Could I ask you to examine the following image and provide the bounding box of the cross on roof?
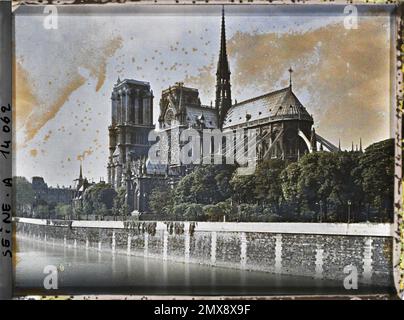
[288,67,293,88]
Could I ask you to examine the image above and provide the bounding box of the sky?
[13,4,394,187]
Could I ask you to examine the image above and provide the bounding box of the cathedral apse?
[107,8,343,215]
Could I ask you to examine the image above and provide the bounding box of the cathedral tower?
[107,78,154,189]
[215,6,232,129]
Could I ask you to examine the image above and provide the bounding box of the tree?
[14,176,35,217]
[238,204,260,222]
[229,173,256,204]
[358,139,394,222]
[327,151,363,222]
[144,139,394,223]
[280,151,363,222]
[254,159,286,213]
[203,204,223,221]
[184,203,205,221]
[172,165,235,206]
[171,203,191,220]
[281,162,301,216]
[82,182,117,219]
[34,204,49,219]
[213,166,235,201]
[172,172,197,204]
[149,186,173,215]
[55,204,73,220]
[112,187,126,219]
[201,200,233,222]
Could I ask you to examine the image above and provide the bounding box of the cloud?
[184,62,215,101]
[14,36,123,147]
[187,18,391,149]
[13,60,39,134]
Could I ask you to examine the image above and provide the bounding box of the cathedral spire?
[219,6,228,69]
[215,5,232,129]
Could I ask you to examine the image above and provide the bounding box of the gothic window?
[139,97,143,124]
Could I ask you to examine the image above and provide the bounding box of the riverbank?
[14,218,394,289]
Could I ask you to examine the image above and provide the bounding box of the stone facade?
[157,82,218,176]
[107,79,155,190]
[31,176,74,206]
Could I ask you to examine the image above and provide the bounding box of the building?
[223,85,317,161]
[71,164,93,213]
[107,79,154,189]
[157,82,219,175]
[31,176,74,206]
[107,8,339,215]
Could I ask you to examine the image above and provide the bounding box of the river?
[14,237,391,296]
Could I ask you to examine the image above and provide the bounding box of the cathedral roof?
[223,86,313,129]
[186,105,218,129]
[114,78,151,90]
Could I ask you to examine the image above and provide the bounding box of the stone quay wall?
[14,218,394,287]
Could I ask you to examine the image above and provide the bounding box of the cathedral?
[107,8,339,215]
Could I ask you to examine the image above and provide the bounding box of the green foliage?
[229,174,256,204]
[254,159,286,212]
[238,203,260,221]
[184,203,205,221]
[82,182,117,218]
[358,139,394,222]
[203,204,223,221]
[34,204,49,219]
[158,139,394,223]
[74,206,84,220]
[14,176,35,216]
[112,187,127,217]
[171,203,192,220]
[55,204,73,219]
[173,165,236,205]
[284,151,363,221]
[202,200,232,221]
[14,139,394,223]
[149,186,173,215]
[234,204,282,222]
[280,162,301,214]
